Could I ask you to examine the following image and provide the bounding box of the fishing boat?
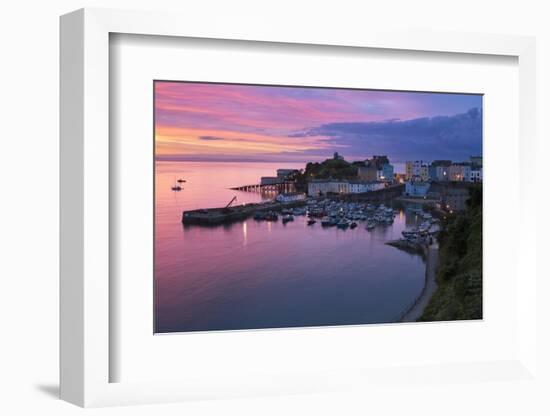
[336,219,349,229]
[176,178,186,183]
[171,184,182,191]
[321,216,333,226]
[265,211,278,221]
[365,222,376,230]
[349,221,357,229]
[307,219,316,226]
[282,214,294,223]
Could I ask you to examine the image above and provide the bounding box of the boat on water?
[307,219,316,226]
[365,220,376,230]
[176,178,186,183]
[171,184,182,191]
[321,216,334,226]
[336,219,350,229]
[265,211,278,221]
[282,214,294,223]
[349,221,357,229]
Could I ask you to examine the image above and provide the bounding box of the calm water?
[155,161,425,333]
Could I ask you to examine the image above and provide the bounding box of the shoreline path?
[400,242,439,322]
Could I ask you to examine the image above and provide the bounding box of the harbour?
[155,161,428,333]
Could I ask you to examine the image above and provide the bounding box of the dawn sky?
[155,81,482,164]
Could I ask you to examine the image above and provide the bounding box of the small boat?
[336,219,349,229]
[307,219,316,226]
[265,211,278,221]
[176,178,186,183]
[171,184,182,191]
[366,221,376,230]
[350,222,357,229]
[282,214,294,223]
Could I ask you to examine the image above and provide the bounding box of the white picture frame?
[60,7,538,407]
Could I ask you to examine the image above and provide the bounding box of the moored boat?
[336,219,350,229]
[282,214,294,223]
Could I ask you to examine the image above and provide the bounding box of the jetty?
[182,199,308,225]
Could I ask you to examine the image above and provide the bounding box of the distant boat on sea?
[171,177,182,191]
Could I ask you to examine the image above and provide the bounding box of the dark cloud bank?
[293,108,482,162]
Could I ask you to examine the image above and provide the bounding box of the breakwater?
[182,199,307,225]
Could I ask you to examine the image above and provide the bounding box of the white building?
[308,180,349,196]
[348,181,385,193]
[468,168,483,183]
[308,180,385,196]
[275,192,306,202]
[405,181,431,198]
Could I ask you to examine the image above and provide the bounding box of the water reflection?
[155,161,425,333]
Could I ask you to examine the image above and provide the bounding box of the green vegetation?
[295,158,358,191]
[419,186,482,321]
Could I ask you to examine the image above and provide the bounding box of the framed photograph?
[60,8,538,407]
[153,80,483,333]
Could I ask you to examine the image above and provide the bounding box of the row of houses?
[404,181,476,211]
[308,179,386,196]
[405,156,483,183]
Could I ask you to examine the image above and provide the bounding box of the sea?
[155,161,425,333]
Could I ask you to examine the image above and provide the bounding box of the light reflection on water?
[155,161,425,333]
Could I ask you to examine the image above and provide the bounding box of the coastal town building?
[348,181,386,194]
[357,165,378,181]
[405,160,429,182]
[367,155,390,170]
[275,192,306,202]
[406,157,483,183]
[260,176,281,185]
[261,169,300,185]
[308,180,348,196]
[333,152,344,160]
[470,156,482,168]
[469,168,483,183]
[276,169,299,179]
[379,163,395,182]
[429,160,452,181]
[449,162,471,182]
[404,181,430,198]
[357,155,394,182]
[308,179,385,196]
